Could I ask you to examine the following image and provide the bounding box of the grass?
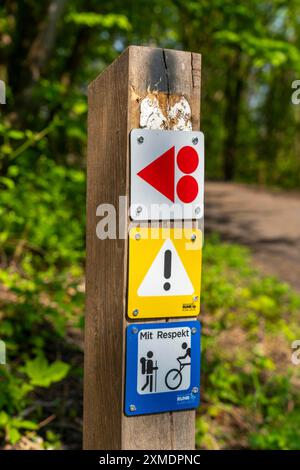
[1,210,300,448]
[197,234,300,449]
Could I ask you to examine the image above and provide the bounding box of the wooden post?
[84,46,201,450]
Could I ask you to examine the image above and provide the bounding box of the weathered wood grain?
[84,45,201,450]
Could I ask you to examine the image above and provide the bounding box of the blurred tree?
[1,0,299,185]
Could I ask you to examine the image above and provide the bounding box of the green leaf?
[67,12,131,31]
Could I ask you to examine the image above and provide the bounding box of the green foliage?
[0,0,299,450]
[196,236,300,449]
[0,133,85,448]
[67,12,131,31]
[0,411,38,445]
[22,357,70,388]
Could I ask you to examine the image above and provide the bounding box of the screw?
[137,136,144,144]
[191,234,197,242]
[195,206,201,215]
[135,233,141,240]
[192,137,198,145]
[129,404,136,412]
[132,327,138,334]
[192,387,199,394]
[133,309,139,317]
[191,327,197,335]
[136,206,143,214]
[193,296,198,302]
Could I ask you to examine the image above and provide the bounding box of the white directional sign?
[130,129,205,220]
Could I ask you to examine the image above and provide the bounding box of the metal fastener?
[192,387,199,394]
[136,206,143,214]
[137,136,144,144]
[132,327,138,335]
[135,233,141,240]
[129,404,136,412]
[195,206,201,215]
[192,137,198,145]
[133,309,139,316]
[193,296,198,302]
[191,327,197,335]
[191,234,197,242]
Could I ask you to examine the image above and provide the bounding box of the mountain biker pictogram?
[165,342,191,390]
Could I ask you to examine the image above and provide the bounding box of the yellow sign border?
[127,226,202,319]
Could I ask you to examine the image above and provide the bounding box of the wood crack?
[162,49,170,97]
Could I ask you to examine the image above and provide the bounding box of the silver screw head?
[195,206,201,215]
[129,404,136,412]
[192,137,198,145]
[193,296,198,302]
[137,136,144,144]
[133,309,139,316]
[191,327,197,335]
[135,233,141,240]
[192,387,199,394]
[191,234,197,242]
[136,206,143,214]
[132,327,138,335]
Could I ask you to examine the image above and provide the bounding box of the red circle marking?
[176,175,198,203]
[177,146,199,174]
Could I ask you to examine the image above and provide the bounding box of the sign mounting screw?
[129,404,136,412]
[135,233,141,240]
[191,234,197,242]
[132,327,138,334]
[192,387,199,394]
[191,327,197,334]
[193,296,198,302]
[195,206,201,215]
[133,309,139,316]
[192,137,198,145]
[136,206,143,214]
[137,136,144,144]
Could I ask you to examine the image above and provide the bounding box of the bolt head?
[193,296,198,302]
[191,234,197,242]
[195,206,201,215]
[133,309,139,316]
[129,404,136,412]
[135,233,141,240]
[132,327,138,335]
[192,387,199,394]
[136,206,143,214]
[192,137,198,145]
[137,136,144,144]
[191,327,197,334]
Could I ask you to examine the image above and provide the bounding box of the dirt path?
[205,182,300,291]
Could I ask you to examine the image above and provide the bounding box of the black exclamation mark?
[163,249,172,291]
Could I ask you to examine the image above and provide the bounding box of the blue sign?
[125,321,201,416]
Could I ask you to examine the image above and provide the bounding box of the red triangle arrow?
[137,146,175,202]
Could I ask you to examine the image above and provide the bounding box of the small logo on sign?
[177,392,196,403]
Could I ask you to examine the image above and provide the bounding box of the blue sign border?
[124,320,201,416]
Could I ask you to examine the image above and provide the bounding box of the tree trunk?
[223,51,244,181]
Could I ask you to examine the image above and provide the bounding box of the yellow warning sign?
[127,227,202,319]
